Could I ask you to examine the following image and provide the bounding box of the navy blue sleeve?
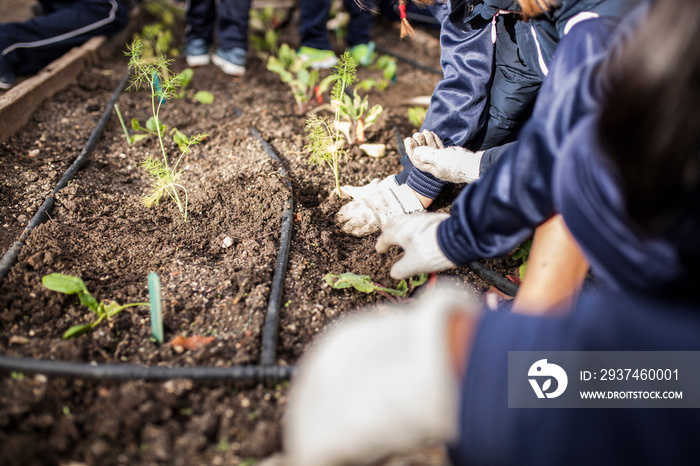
[555,117,700,296]
[436,18,616,265]
[420,1,494,148]
[450,291,700,466]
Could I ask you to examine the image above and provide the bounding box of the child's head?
[599,0,700,233]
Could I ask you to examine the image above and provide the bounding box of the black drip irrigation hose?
[247,126,295,367]
[376,45,442,76]
[467,261,519,297]
[393,126,519,298]
[0,69,130,285]
[0,75,298,382]
[0,357,294,381]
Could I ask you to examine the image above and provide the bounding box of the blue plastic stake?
[148,272,164,343]
[153,72,166,105]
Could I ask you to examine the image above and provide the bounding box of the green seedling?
[407,106,428,129]
[134,22,178,61]
[42,273,149,339]
[512,238,532,280]
[250,6,285,59]
[142,0,185,26]
[120,40,208,221]
[267,43,337,115]
[306,53,361,196]
[249,5,287,32]
[335,87,383,145]
[325,272,428,302]
[251,28,279,59]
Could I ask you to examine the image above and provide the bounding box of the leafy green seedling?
[249,5,284,58]
[407,106,428,129]
[122,39,208,220]
[251,28,279,60]
[306,52,362,197]
[267,43,336,115]
[176,68,193,99]
[249,5,287,32]
[325,272,428,302]
[42,273,149,339]
[335,87,383,145]
[193,90,214,104]
[512,238,532,280]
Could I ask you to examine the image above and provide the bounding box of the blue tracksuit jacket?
[437,3,700,297]
[400,0,640,199]
[0,0,129,75]
[450,290,700,465]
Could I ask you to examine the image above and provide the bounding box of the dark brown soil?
[0,7,519,465]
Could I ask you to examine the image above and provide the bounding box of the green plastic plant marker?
[148,272,164,343]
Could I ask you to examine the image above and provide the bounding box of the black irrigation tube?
[393,126,519,298]
[247,126,295,367]
[0,70,131,285]
[376,45,443,76]
[0,71,297,382]
[0,357,294,381]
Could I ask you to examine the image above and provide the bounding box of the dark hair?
[599,0,700,232]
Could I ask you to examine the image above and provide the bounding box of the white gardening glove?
[376,212,455,279]
[283,287,477,466]
[403,129,444,157]
[339,174,398,200]
[410,146,484,184]
[335,184,425,237]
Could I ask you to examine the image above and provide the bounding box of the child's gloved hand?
[338,174,398,200]
[282,287,475,466]
[410,146,484,184]
[403,129,444,157]
[335,184,425,237]
[376,212,455,279]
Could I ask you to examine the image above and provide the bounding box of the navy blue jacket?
[405,0,640,199]
[437,16,618,266]
[450,290,700,465]
[437,3,700,296]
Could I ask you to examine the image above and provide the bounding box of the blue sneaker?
[185,38,210,67]
[212,47,246,76]
[0,54,15,90]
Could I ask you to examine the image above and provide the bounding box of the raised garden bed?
[0,9,518,465]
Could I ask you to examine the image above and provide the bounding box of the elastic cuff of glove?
[391,183,425,213]
[406,169,444,199]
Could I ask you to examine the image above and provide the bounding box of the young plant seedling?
[250,6,285,59]
[251,28,279,60]
[267,43,336,115]
[325,272,428,302]
[512,238,532,280]
[335,86,383,145]
[407,106,428,129]
[42,273,149,339]
[121,39,208,221]
[306,52,362,197]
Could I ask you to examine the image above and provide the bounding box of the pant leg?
[472,15,541,150]
[185,0,216,44]
[217,0,252,51]
[0,0,128,75]
[299,0,332,50]
[344,0,374,48]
